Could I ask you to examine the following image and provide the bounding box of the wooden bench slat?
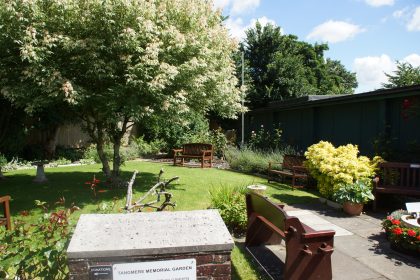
[173,143,213,168]
[373,161,420,211]
[268,155,309,189]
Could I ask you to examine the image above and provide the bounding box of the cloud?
[225,17,246,40]
[224,16,277,40]
[353,55,396,92]
[407,6,420,31]
[365,0,394,7]
[231,0,260,15]
[213,0,231,10]
[403,53,420,67]
[306,20,365,43]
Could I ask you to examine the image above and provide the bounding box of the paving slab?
[287,210,353,236]
[356,254,420,280]
[332,249,384,280]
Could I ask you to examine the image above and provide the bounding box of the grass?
[0,160,319,279]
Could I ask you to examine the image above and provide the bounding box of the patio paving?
[244,202,420,280]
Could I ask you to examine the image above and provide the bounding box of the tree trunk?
[97,139,111,178]
[43,125,60,160]
[112,138,121,179]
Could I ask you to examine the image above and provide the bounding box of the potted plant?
[333,180,375,216]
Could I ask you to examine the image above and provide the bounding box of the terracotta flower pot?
[343,202,363,216]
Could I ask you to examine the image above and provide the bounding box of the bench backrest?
[246,192,305,236]
[182,143,213,156]
[377,162,420,188]
[282,154,306,170]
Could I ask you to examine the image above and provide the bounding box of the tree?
[0,0,242,179]
[382,62,420,89]
[240,22,357,108]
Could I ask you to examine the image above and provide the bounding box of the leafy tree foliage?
[382,62,420,89]
[239,22,357,108]
[0,0,242,179]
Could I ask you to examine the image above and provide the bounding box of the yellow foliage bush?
[304,141,382,198]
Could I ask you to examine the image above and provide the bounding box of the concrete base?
[67,210,234,280]
[33,164,48,183]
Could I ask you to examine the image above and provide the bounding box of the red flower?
[392,227,403,235]
[402,99,411,109]
[391,219,401,225]
[407,229,416,237]
[417,235,420,241]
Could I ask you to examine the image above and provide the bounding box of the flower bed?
[382,210,420,257]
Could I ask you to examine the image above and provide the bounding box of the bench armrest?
[302,230,335,239]
[173,149,183,155]
[292,165,307,173]
[0,196,11,203]
[202,149,213,156]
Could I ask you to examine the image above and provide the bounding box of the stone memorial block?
[67,210,234,280]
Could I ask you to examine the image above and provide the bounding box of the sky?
[213,0,420,93]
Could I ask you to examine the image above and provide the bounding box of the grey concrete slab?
[356,254,420,280]
[67,210,234,258]
[287,210,353,236]
[332,249,384,280]
[334,235,384,258]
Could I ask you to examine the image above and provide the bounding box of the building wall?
[245,88,420,159]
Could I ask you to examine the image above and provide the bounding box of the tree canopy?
[239,22,357,108]
[0,0,242,178]
[382,61,420,89]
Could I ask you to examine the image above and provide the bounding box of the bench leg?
[3,199,11,231]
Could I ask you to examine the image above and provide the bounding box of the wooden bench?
[373,162,420,211]
[245,193,335,280]
[0,195,11,230]
[268,155,309,189]
[173,143,213,168]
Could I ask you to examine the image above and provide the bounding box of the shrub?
[333,180,375,204]
[132,136,164,157]
[54,146,86,162]
[224,146,293,174]
[304,141,382,199]
[382,210,420,254]
[209,185,248,233]
[0,153,6,168]
[248,124,282,151]
[0,200,79,279]
[83,144,139,164]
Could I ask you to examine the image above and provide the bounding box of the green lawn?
[0,160,319,279]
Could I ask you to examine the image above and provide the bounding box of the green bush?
[248,124,283,151]
[54,146,86,162]
[224,146,294,174]
[0,200,78,279]
[0,153,6,168]
[132,136,164,157]
[83,144,139,164]
[209,185,248,233]
[304,141,382,198]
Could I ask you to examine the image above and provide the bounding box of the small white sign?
[406,202,420,213]
[113,259,196,280]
